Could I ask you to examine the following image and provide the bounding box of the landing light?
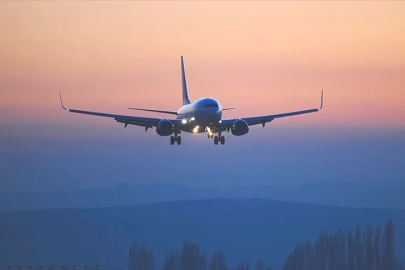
[182,119,187,124]
[219,120,222,123]
[191,117,195,121]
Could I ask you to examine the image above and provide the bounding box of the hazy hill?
[1,198,404,270]
[1,182,405,211]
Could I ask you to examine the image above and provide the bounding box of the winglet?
[59,91,69,111]
[320,90,324,110]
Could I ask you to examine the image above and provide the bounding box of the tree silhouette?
[128,241,154,270]
[180,239,206,270]
[383,219,395,270]
[354,225,364,270]
[198,254,207,270]
[365,226,374,270]
[164,250,180,270]
[375,225,381,270]
[347,229,355,270]
[256,257,264,270]
[208,251,227,270]
[237,262,246,270]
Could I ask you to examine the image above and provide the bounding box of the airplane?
[59,56,323,145]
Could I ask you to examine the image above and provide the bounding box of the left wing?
[220,90,323,128]
[59,92,180,129]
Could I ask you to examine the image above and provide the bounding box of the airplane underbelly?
[196,110,220,125]
[178,111,221,133]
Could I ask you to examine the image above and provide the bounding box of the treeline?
[128,239,271,270]
[127,220,403,270]
[283,220,403,270]
[128,240,243,270]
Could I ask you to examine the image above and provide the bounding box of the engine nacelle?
[231,119,249,136]
[156,119,174,136]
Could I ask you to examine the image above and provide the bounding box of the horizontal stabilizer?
[222,108,235,111]
[128,108,178,115]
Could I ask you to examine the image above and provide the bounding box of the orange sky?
[1,1,405,129]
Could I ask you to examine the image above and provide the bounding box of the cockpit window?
[206,104,218,108]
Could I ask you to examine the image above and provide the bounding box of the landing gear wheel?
[214,136,219,145]
[220,136,225,145]
[176,136,181,145]
[170,136,175,145]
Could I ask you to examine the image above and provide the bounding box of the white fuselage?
[176,97,222,133]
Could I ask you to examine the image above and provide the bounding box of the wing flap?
[115,118,154,128]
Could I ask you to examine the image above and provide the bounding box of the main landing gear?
[170,132,181,145]
[213,132,225,145]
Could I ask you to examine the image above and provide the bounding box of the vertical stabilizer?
[181,56,191,105]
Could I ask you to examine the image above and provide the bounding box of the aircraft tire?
[220,136,225,145]
[170,136,175,145]
[177,136,181,145]
[214,136,219,145]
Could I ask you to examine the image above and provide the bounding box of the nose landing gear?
[170,132,181,145]
[206,126,214,139]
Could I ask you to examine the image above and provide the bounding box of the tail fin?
[181,56,191,105]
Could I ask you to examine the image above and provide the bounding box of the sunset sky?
[1,1,405,128]
[1,1,404,193]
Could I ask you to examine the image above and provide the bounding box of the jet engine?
[231,119,249,136]
[156,119,174,136]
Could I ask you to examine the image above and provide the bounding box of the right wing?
[220,90,323,129]
[59,92,177,128]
